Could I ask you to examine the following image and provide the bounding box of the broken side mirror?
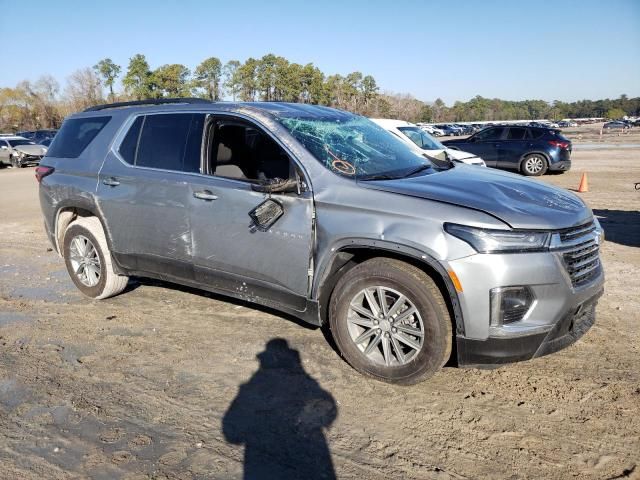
[249,198,284,231]
[250,178,298,194]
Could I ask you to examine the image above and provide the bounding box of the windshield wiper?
[359,173,404,181]
[402,163,433,177]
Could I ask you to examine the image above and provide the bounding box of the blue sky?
[1,0,638,104]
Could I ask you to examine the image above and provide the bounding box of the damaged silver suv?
[38,99,605,384]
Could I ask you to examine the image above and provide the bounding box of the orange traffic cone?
[577,173,589,193]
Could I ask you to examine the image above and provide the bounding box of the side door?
[96,112,205,280]
[497,126,528,169]
[452,128,502,167]
[187,116,314,311]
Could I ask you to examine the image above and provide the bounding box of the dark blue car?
[442,125,572,176]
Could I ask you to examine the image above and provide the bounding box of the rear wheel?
[329,258,452,385]
[521,154,548,176]
[63,216,129,299]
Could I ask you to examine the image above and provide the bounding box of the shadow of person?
[223,338,337,480]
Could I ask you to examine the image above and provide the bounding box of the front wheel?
[521,154,548,176]
[329,258,452,385]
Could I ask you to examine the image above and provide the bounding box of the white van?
[371,118,486,166]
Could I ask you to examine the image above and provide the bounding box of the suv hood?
[14,144,47,156]
[359,165,592,230]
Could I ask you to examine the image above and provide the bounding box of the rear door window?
[506,127,527,140]
[121,113,205,173]
[528,128,546,139]
[46,116,111,158]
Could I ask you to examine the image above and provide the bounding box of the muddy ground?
[0,125,639,479]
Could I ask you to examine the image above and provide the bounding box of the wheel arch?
[314,240,465,337]
[53,199,126,274]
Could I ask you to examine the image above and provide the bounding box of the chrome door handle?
[193,190,218,201]
[102,177,120,187]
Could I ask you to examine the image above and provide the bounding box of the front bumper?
[447,222,605,366]
[456,288,602,366]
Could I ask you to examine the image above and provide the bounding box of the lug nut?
[384,332,390,338]
[392,327,397,333]
[373,320,379,325]
[377,329,382,334]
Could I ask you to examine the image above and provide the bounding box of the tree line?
[1,53,638,131]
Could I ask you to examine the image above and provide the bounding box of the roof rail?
[83,97,212,112]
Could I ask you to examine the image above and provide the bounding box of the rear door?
[96,112,205,280]
[497,126,528,169]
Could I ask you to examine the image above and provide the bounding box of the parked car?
[443,125,572,176]
[433,124,459,136]
[16,129,58,144]
[0,136,48,168]
[602,121,630,130]
[417,124,445,137]
[38,99,604,384]
[452,124,474,136]
[371,119,485,166]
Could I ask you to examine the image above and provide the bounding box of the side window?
[528,128,545,139]
[119,116,143,165]
[127,113,204,172]
[474,127,504,141]
[46,116,111,158]
[208,119,293,182]
[506,127,527,140]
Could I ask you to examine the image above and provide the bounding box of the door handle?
[102,177,120,187]
[193,190,218,201]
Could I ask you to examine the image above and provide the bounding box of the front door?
[467,127,505,167]
[188,117,314,311]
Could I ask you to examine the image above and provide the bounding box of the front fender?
[313,238,465,336]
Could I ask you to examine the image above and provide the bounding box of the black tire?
[63,216,129,299]
[521,154,548,176]
[329,258,452,385]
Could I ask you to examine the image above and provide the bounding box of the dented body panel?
[39,101,605,366]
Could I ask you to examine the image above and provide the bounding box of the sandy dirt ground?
[0,125,639,479]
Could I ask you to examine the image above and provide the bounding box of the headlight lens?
[445,223,551,253]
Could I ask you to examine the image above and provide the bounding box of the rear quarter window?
[46,116,111,158]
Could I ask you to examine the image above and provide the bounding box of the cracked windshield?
[279,116,436,180]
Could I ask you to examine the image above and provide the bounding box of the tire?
[62,216,129,299]
[329,258,452,385]
[521,154,548,176]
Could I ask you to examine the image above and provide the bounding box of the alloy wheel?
[68,234,101,287]
[525,156,544,174]
[347,286,425,366]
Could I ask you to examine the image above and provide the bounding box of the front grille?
[558,221,601,287]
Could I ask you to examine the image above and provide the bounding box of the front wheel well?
[316,247,463,339]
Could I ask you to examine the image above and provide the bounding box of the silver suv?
[38,99,605,384]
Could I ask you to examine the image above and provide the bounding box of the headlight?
[444,223,551,253]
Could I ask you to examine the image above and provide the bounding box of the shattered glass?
[278,116,434,180]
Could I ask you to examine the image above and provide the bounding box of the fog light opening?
[490,286,535,327]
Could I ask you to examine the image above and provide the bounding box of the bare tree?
[62,68,104,113]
